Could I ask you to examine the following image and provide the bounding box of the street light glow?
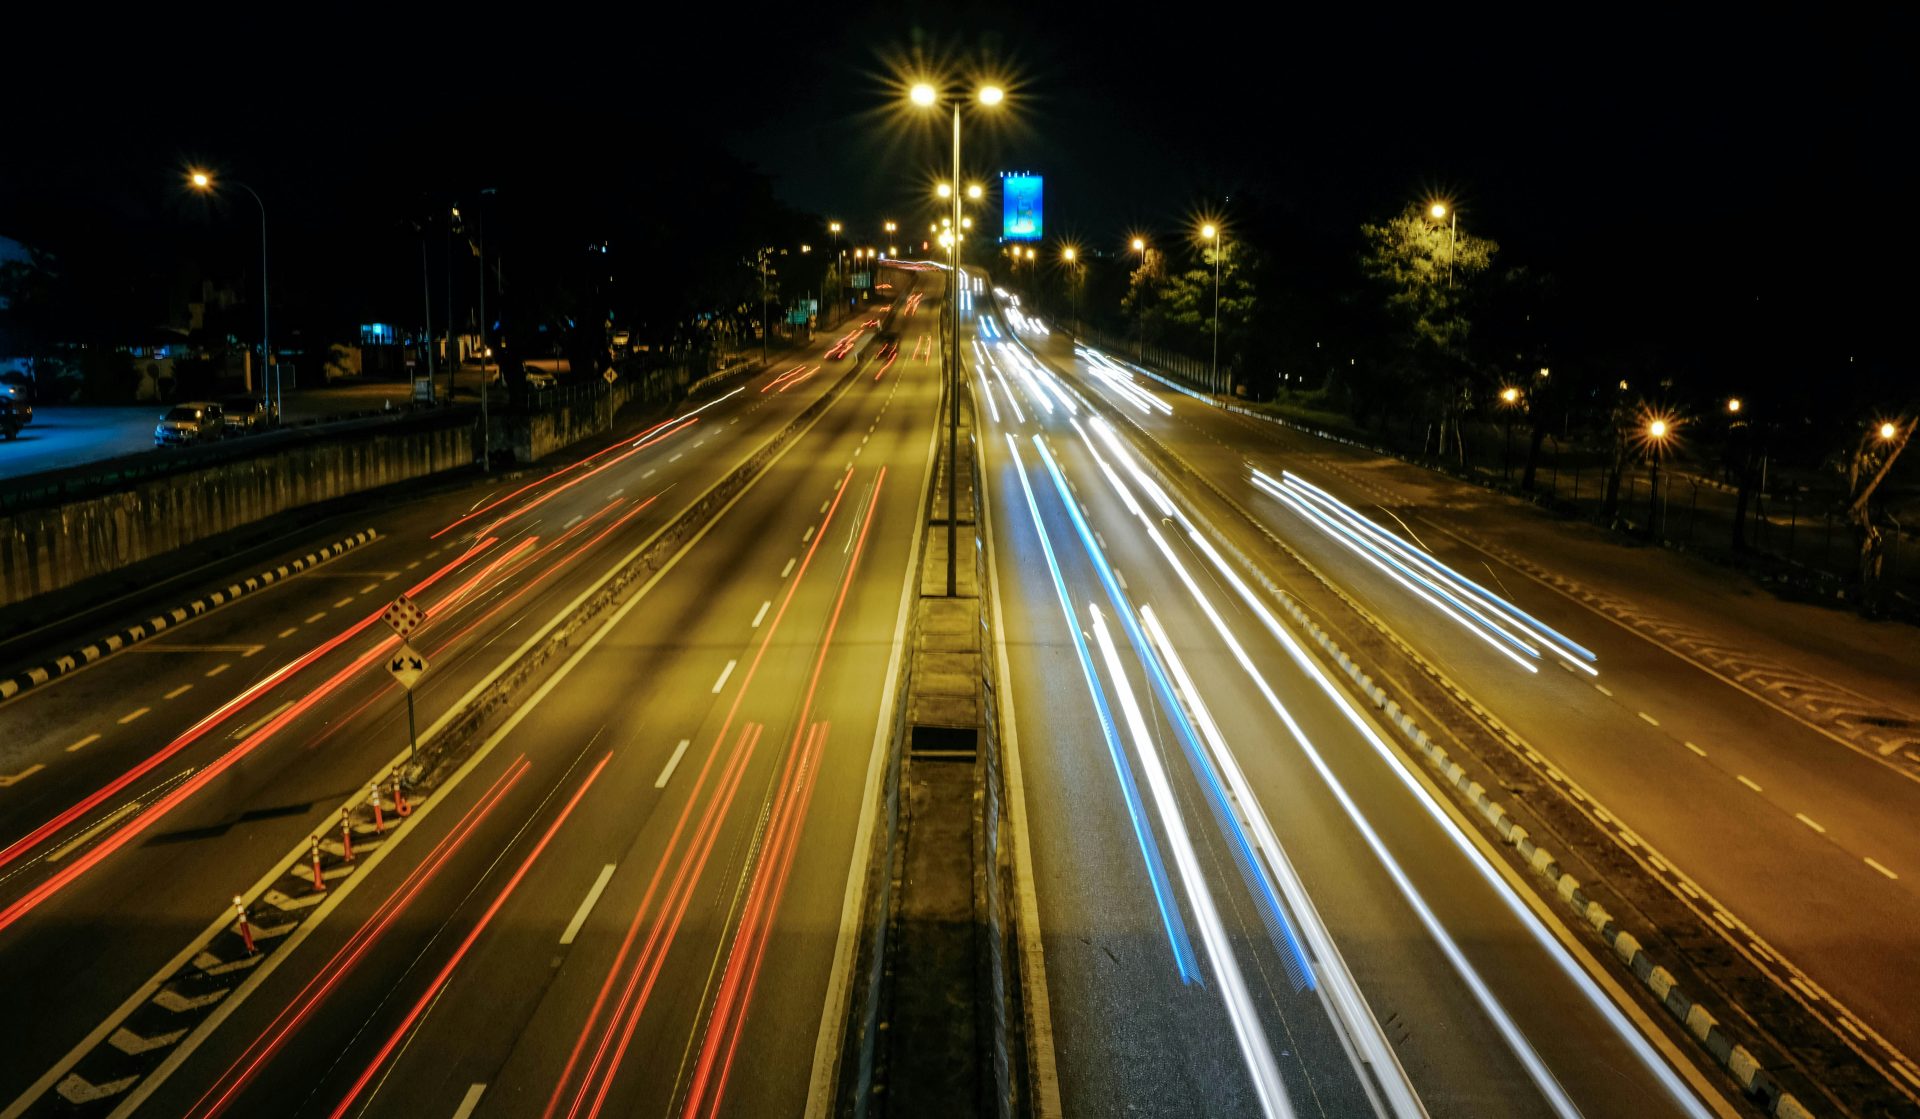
[937,182,953,199]
[978,85,1005,106]
[1881,421,1899,440]
[1062,246,1077,262]
[189,170,212,189]
[1132,238,1146,252]
[1501,387,1520,404]
[1727,397,1742,414]
[1430,202,1448,219]
[910,83,938,107]
[829,222,842,234]
[961,216,973,229]
[1649,419,1669,439]
[967,183,984,200]
[1200,223,1218,240]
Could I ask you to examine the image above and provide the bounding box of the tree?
[1836,416,1915,612]
[1359,205,1498,465]
[1158,239,1260,390]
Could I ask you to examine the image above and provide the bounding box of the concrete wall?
[497,365,695,465]
[0,415,474,607]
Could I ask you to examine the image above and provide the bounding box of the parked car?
[220,395,272,434]
[0,394,30,440]
[154,402,226,446]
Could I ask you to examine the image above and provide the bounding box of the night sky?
[6,3,1910,404]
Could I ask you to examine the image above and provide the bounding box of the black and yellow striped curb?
[0,529,378,703]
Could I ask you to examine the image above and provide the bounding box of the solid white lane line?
[1737,775,1764,793]
[711,660,738,694]
[781,558,796,578]
[752,601,771,628]
[1683,741,1707,757]
[1795,813,1826,834]
[118,708,150,725]
[1866,857,1899,880]
[65,734,101,754]
[656,739,693,788]
[1637,711,1659,726]
[164,685,193,700]
[559,865,618,945]
[803,526,815,543]
[452,1083,487,1119]
[205,663,230,678]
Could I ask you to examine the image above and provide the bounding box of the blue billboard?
[1002,174,1043,241]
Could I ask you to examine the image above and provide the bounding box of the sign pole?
[406,688,418,768]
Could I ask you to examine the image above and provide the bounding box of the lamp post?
[1647,417,1671,538]
[911,79,1003,597]
[188,171,276,420]
[1500,385,1521,480]
[829,221,842,323]
[1131,237,1149,360]
[1061,246,1080,335]
[475,188,496,471]
[1430,201,1459,289]
[1200,222,1222,394]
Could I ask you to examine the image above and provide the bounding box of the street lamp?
[1881,421,1899,441]
[1499,385,1522,480]
[1061,245,1081,334]
[1727,397,1742,415]
[1646,416,1673,537]
[188,169,276,419]
[937,182,954,199]
[1131,237,1149,359]
[1200,221,1223,394]
[1428,200,1460,288]
[966,183,984,200]
[909,78,1005,597]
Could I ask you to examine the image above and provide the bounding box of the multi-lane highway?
[971,285,1733,1118]
[1006,320,1920,1100]
[0,267,945,1118]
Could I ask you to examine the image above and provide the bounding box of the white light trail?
[1090,606,1297,1119]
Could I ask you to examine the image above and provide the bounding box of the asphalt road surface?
[0,269,940,1118]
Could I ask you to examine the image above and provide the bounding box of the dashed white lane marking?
[1637,711,1659,726]
[452,1083,488,1119]
[384,572,400,581]
[304,612,326,624]
[643,469,657,479]
[118,707,150,725]
[564,514,583,530]
[803,526,815,543]
[656,739,693,789]
[1795,813,1826,834]
[333,597,354,609]
[1116,569,1128,591]
[861,435,868,445]
[781,558,796,578]
[233,700,295,741]
[48,801,142,863]
[1595,684,1614,697]
[65,734,101,754]
[406,561,421,570]
[1866,857,1899,880]
[711,660,738,694]
[358,583,378,595]
[559,865,619,945]
[609,488,625,499]
[1736,774,1764,793]
[1683,741,1707,757]
[669,453,684,463]
[277,627,298,639]
[820,501,830,514]
[0,764,45,787]
[752,601,771,628]
[164,685,193,700]
[854,447,862,457]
